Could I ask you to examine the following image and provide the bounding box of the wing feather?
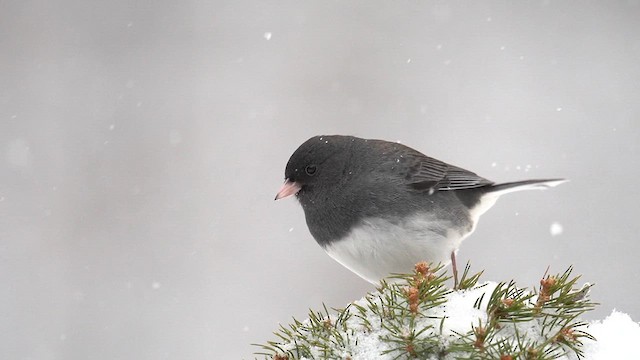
[406,157,493,191]
[371,139,493,192]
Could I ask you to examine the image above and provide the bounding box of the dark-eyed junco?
[276,135,565,287]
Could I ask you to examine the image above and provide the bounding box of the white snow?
[263,32,272,40]
[582,311,640,359]
[550,222,564,236]
[279,282,640,359]
[433,283,497,337]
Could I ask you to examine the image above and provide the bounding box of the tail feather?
[468,179,567,223]
[488,178,568,197]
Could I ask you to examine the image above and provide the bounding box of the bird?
[275,135,565,287]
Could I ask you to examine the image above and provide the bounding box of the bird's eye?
[305,165,317,176]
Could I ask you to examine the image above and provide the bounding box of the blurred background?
[1,1,639,359]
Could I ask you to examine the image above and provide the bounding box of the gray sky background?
[1,1,639,359]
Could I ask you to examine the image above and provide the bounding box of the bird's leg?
[451,251,459,290]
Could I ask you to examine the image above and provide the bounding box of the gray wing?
[370,139,493,192]
[404,154,493,191]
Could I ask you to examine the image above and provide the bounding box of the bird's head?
[275,135,357,201]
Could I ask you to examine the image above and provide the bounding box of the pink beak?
[275,179,302,200]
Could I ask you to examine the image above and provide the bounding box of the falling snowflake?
[550,222,564,236]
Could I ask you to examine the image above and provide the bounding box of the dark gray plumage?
[276,135,565,285]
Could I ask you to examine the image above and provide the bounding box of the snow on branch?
[255,263,639,359]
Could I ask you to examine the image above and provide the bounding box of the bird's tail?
[487,179,568,197]
[467,179,566,222]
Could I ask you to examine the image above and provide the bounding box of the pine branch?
[254,264,597,360]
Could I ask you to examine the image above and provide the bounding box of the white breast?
[324,214,474,284]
